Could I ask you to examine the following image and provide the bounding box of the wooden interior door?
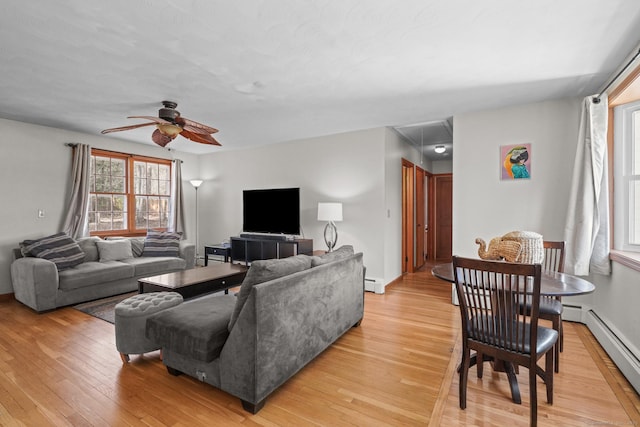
[415,166,426,269]
[433,174,453,261]
[401,159,414,273]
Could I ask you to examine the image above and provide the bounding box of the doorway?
[401,159,415,273]
[415,165,426,269]
[402,161,452,271]
[431,174,453,261]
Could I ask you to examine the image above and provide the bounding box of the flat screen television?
[242,187,300,235]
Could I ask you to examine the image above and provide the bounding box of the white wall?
[383,127,422,285]
[431,160,453,174]
[0,118,199,295]
[453,98,581,256]
[196,127,392,283]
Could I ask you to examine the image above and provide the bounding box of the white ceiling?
[2,1,640,160]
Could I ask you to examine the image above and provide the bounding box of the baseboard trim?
[585,309,640,394]
[0,293,15,302]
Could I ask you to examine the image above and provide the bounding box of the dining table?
[431,262,595,297]
[431,261,596,404]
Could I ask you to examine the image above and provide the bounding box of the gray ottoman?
[115,292,183,363]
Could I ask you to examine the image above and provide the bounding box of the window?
[614,100,640,252]
[89,149,172,236]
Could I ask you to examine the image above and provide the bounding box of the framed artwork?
[501,143,531,180]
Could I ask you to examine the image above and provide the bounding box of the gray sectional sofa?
[146,245,364,413]
[11,235,195,312]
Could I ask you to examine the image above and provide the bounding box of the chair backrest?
[542,241,565,274]
[452,256,542,354]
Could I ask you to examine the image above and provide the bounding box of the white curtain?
[61,143,91,238]
[564,95,611,276]
[168,159,186,238]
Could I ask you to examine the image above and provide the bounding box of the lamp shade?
[317,202,343,222]
[190,179,203,188]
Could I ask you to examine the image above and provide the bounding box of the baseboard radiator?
[365,277,385,294]
[585,309,640,394]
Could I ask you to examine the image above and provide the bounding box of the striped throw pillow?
[142,230,181,257]
[21,232,85,270]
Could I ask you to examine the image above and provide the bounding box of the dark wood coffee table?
[138,263,248,299]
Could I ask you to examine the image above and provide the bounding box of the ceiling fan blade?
[180,129,222,146]
[101,122,156,134]
[128,116,173,125]
[151,129,176,147]
[176,117,218,134]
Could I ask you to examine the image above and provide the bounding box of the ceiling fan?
[101,101,221,147]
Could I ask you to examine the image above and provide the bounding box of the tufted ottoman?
[115,292,183,363]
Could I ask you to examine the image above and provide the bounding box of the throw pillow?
[310,245,355,267]
[96,239,133,262]
[142,230,181,257]
[106,236,145,257]
[76,236,101,262]
[20,232,85,271]
[228,254,312,331]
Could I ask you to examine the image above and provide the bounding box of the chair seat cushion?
[468,315,558,354]
[146,294,236,363]
[539,296,563,316]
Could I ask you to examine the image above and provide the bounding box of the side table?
[204,243,231,265]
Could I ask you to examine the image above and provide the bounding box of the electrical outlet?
[38,209,45,218]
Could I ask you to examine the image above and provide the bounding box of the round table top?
[431,262,595,297]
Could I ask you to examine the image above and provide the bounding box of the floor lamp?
[190,179,203,265]
[317,202,343,252]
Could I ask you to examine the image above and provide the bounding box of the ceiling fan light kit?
[101,101,221,148]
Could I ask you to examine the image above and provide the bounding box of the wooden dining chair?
[520,241,566,372]
[452,256,558,427]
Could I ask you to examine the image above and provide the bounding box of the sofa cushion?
[20,232,85,271]
[58,261,135,290]
[106,237,145,257]
[310,245,354,267]
[96,239,133,262]
[146,294,237,363]
[76,237,101,262]
[228,254,312,331]
[121,256,186,277]
[143,230,181,257]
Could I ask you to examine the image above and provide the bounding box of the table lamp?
[317,202,343,252]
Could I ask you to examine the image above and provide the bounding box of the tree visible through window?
[89,149,171,235]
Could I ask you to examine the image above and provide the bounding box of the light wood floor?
[0,264,638,426]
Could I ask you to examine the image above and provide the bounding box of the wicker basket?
[502,231,543,264]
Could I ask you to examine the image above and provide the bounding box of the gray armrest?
[10,257,59,312]
[179,241,196,269]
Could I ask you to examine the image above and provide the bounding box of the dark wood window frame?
[89,149,172,238]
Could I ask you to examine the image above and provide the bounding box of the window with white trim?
[614,100,640,252]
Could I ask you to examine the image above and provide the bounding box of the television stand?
[231,236,313,265]
[240,233,287,241]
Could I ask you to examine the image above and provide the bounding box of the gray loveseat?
[146,246,364,413]
[11,235,195,312]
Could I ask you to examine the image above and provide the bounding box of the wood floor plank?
[0,263,638,426]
